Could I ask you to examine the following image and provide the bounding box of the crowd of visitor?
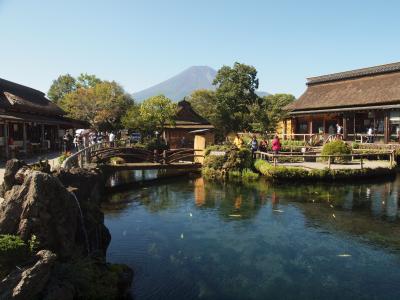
[233,133,281,157]
[62,130,118,152]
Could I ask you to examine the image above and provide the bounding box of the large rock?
[0,250,57,300]
[0,159,27,197]
[0,171,79,258]
[55,167,111,255]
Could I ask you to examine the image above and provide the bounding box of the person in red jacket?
[271,135,281,154]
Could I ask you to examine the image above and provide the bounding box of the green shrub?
[143,138,169,151]
[241,168,259,181]
[58,152,72,165]
[0,235,29,278]
[203,154,227,170]
[228,170,241,179]
[254,159,395,182]
[202,167,226,179]
[321,140,351,163]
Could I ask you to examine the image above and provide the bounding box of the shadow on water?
[103,174,400,300]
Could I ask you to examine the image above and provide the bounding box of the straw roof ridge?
[307,61,400,85]
[0,77,65,116]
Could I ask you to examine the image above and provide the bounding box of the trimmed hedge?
[0,235,29,278]
[254,159,396,182]
[321,140,351,163]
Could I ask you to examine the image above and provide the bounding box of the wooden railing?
[62,142,203,169]
[255,150,396,170]
[61,140,130,169]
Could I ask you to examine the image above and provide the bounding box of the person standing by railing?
[249,135,258,159]
[272,135,281,154]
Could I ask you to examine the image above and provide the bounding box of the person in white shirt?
[109,132,115,147]
[367,126,373,143]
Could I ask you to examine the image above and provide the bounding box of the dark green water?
[103,175,400,300]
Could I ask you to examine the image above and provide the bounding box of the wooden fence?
[255,150,396,170]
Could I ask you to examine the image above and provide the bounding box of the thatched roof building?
[164,99,214,148]
[0,78,86,158]
[284,62,400,144]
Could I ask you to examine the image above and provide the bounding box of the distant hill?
[133,66,269,101]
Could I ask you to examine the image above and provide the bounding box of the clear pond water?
[103,174,400,300]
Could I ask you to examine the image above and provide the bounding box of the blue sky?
[1,0,400,97]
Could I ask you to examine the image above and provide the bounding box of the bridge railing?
[62,140,130,169]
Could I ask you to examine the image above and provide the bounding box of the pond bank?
[254,159,397,182]
[0,159,133,299]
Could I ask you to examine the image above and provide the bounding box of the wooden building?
[163,100,214,148]
[0,78,85,158]
[284,62,400,144]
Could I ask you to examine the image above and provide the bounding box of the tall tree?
[187,89,217,124]
[213,62,261,134]
[138,95,178,133]
[76,73,102,89]
[250,93,295,133]
[47,74,77,103]
[60,81,133,130]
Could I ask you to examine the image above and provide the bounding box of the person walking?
[249,135,258,159]
[272,135,281,154]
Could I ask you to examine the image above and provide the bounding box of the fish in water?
[273,209,284,213]
[332,213,336,218]
[180,233,184,239]
[189,213,193,217]
[337,254,351,257]
[229,214,241,217]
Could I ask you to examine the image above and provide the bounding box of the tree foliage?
[47,74,77,103]
[251,93,295,133]
[213,62,262,134]
[122,95,178,135]
[61,81,133,130]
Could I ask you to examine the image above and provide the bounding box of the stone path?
[278,160,393,170]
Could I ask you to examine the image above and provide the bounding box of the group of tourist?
[233,133,281,158]
[63,130,117,152]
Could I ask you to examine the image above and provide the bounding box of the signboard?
[209,151,226,156]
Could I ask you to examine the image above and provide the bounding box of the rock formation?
[0,161,133,299]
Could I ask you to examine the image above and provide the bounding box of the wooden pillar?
[353,113,356,141]
[342,116,347,140]
[384,113,389,144]
[309,118,313,135]
[323,117,326,134]
[283,120,287,140]
[23,123,27,154]
[41,124,45,148]
[4,122,9,159]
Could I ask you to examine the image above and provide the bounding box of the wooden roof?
[287,62,400,112]
[174,99,213,126]
[0,78,65,116]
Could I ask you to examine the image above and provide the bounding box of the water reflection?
[104,175,400,299]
